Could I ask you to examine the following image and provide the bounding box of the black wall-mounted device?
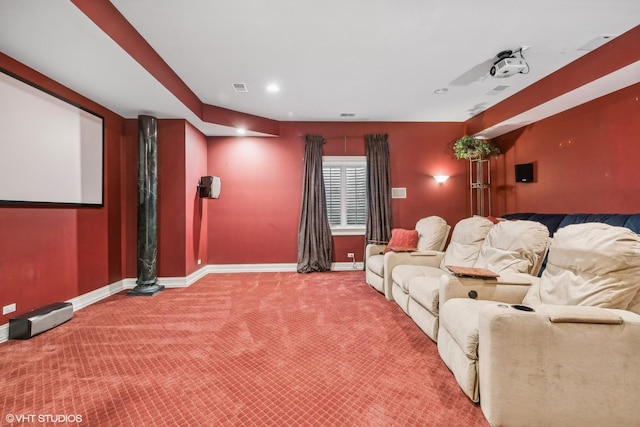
[515,163,534,183]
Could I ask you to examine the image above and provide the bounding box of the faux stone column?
[128,115,164,296]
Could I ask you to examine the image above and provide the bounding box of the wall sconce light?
[433,175,449,184]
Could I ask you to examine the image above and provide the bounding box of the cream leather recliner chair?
[393,218,549,342]
[437,223,640,427]
[390,216,495,333]
[365,216,450,300]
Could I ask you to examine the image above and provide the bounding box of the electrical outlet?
[347,253,355,259]
[3,303,16,315]
[197,259,202,265]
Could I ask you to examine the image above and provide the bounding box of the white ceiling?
[0,0,639,136]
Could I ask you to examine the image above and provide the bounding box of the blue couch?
[501,213,640,274]
[501,213,640,235]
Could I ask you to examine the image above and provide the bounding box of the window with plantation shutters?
[322,156,366,235]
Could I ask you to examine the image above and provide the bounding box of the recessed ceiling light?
[236,128,246,135]
[434,88,448,94]
[266,84,280,93]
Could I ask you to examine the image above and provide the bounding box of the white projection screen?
[0,70,104,206]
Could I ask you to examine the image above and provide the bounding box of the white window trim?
[323,156,367,165]
[330,227,366,236]
[323,156,367,236]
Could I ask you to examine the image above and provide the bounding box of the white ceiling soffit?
[0,1,270,137]
[475,60,640,139]
[0,1,639,136]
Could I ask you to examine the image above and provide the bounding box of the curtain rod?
[298,135,364,139]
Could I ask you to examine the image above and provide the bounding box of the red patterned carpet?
[1,271,488,426]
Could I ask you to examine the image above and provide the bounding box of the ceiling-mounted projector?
[489,49,529,78]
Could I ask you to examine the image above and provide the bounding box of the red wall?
[491,82,640,215]
[184,121,209,274]
[122,119,138,279]
[157,120,187,277]
[0,53,126,323]
[207,121,465,265]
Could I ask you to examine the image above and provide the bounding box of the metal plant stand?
[469,158,491,217]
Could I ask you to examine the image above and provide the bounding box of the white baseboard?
[68,280,126,311]
[207,263,298,273]
[121,266,209,289]
[0,264,362,343]
[207,263,364,273]
[332,262,364,271]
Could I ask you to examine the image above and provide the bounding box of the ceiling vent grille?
[486,85,510,95]
[577,35,617,52]
[232,83,248,92]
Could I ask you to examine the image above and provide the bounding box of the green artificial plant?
[453,135,500,160]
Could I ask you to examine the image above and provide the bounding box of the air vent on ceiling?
[486,85,510,95]
[577,34,617,52]
[340,113,356,117]
[232,83,248,92]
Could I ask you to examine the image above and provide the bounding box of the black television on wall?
[515,163,534,183]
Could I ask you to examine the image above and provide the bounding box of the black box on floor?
[9,302,73,339]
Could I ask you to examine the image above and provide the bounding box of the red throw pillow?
[385,228,419,252]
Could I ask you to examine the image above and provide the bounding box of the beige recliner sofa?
[437,222,640,427]
[390,216,494,329]
[365,216,450,300]
[392,218,549,341]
